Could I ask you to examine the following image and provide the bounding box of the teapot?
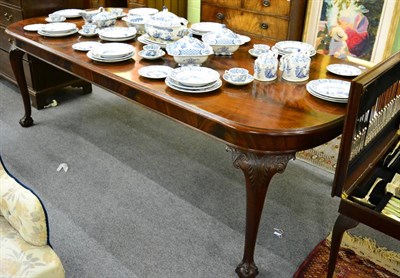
[254,49,279,81]
[145,7,188,41]
[79,8,101,24]
[83,7,117,28]
[279,50,311,82]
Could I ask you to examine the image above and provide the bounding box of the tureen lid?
[122,14,149,24]
[202,25,242,45]
[92,7,116,21]
[147,6,188,27]
[166,35,213,56]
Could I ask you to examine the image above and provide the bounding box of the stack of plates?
[272,41,316,56]
[165,66,222,93]
[87,43,135,63]
[137,34,169,48]
[306,79,350,103]
[189,22,223,36]
[98,27,137,41]
[38,22,78,37]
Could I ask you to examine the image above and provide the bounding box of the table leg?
[227,147,294,278]
[9,46,33,127]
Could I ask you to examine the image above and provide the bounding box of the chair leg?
[327,214,359,278]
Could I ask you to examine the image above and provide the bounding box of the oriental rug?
[293,232,400,278]
[296,136,342,173]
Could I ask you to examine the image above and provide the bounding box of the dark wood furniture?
[0,0,92,109]
[90,0,127,8]
[6,15,359,277]
[200,0,308,41]
[327,51,400,277]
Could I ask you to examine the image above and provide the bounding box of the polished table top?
[6,16,352,154]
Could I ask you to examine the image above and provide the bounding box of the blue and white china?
[142,44,161,56]
[82,24,97,35]
[166,35,213,66]
[53,9,84,18]
[138,49,165,60]
[38,28,78,37]
[169,66,220,87]
[327,64,362,77]
[224,68,249,83]
[254,49,279,81]
[189,22,223,35]
[128,7,158,16]
[238,35,251,45]
[40,23,77,34]
[90,7,117,28]
[97,27,137,41]
[91,43,135,59]
[87,51,134,63]
[104,7,123,18]
[137,34,168,48]
[138,65,173,79]
[279,50,311,82]
[253,44,270,55]
[145,7,188,41]
[201,25,242,55]
[23,24,46,32]
[48,13,65,22]
[223,73,254,86]
[165,77,222,93]
[306,79,350,103]
[78,9,101,23]
[273,41,316,57]
[122,15,149,34]
[72,41,102,52]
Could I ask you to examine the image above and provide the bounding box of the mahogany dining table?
[6,14,352,277]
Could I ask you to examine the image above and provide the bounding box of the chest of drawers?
[0,0,91,109]
[201,0,307,41]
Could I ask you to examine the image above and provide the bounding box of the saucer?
[138,50,165,60]
[138,65,173,79]
[223,73,254,85]
[45,17,66,23]
[78,29,98,37]
[248,48,268,58]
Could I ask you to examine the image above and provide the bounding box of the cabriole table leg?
[227,147,294,277]
[9,46,33,127]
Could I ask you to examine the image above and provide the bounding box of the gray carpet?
[0,79,398,278]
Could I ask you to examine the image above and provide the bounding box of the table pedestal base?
[227,147,294,278]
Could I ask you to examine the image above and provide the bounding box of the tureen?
[166,35,213,66]
[122,14,149,34]
[201,25,242,55]
[144,7,188,41]
[91,7,117,28]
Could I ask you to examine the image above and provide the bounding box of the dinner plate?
[167,76,219,90]
[45,17,66,23]
[166,77,222,93]
[41,22,77,34]
[38,28,78,37]
[23,24,46,32]
[169,66,220,87]
[128,8,158,16]
[138,65,173,79]
[78,29,98,37]
[190,22,223,34]
[97,27,137,39]
[91,43,135,58]
[99,35,136,42]
[327,64,362,77]
[223,73,254,85]
[53,9,84,18]
[274,41,315,53]
[138,49,165,60]
[306,86,348,103]
[306,79,350,100]
[72,41,102,52]
[87,51,134,62]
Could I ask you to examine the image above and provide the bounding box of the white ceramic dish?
[91,43,135,58]
[306,86,348,103]
[167,76,219,90]
[72,41,102,52]
[53,9,84,18]
[41,23,77,34]
[38,28,78,37]
[169,66,220,87]
[190,22,222,34]
[165,77,222,93]
[238,35,250,45]
[223,73,254,85]
[45,16,66,23]
[97,27,137,39]
[138,65,173,79]
[274,41,315,54]
[23,24,46,32]
[87,51,134,62]
[78,29,98,37]
[99,34,136,42]
[138,49,165,60]
[128,8,158,16]
[306,79,350,100]
[327,64,362,77]
[137,34,168,48]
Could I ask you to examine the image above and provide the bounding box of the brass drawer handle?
[4,12,13,21]
[262,0,270,7]
[260,22,269,30]
[216,12,225,20]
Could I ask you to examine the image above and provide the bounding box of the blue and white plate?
[166,77,222,93]
[138,49,165,60]
[72,41,102,52]
[327,64,362,77]
[169,66,220,87]
[306,79,350,103]
[223,73,254,85]
[138,65,173,79]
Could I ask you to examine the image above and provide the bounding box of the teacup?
[106,7,124,17]
[143,44,160,56]
[253,44,270,55]
[49,13,63,22]
[82,24,97,34]
[225,68,249,83]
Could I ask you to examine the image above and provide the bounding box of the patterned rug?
[293,232,400,278]
[296,136,342,173]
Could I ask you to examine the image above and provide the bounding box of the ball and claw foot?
[235,261,259,278]
[19,116,33,127]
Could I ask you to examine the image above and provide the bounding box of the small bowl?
[122,15,148,34]
[166,35,213,65]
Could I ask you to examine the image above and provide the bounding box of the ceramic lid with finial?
[166,34,213,56]
[201,25,242,45]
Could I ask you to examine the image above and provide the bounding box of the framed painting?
[303,0,400,64]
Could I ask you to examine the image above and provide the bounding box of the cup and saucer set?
[45,13,66,23]
[78,24,98,37]
[138,44,165,60]
[223,68,254,86]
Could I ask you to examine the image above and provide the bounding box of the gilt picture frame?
[303,0,400,64]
